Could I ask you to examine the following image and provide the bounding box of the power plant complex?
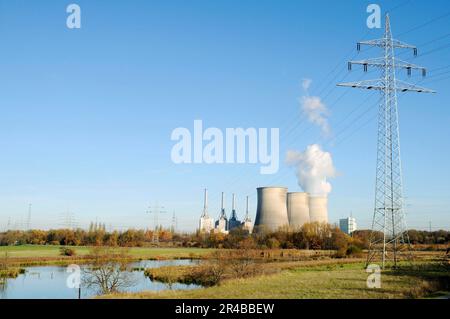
[198,187,328,233]
[199,189,253,234]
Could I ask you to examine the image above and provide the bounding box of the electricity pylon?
[147,203,166,244]
[338,14,435,269]
[171,210,177,233]
[27,204,32,230]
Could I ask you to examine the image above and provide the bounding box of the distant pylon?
[27,204,32,230]
[338,14,435,268]
[147,203,166,244]
[59,211,76,230]
[171,211,177,233]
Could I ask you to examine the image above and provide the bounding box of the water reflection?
[0,259,199,299]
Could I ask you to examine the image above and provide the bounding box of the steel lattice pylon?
[338,14,435,268]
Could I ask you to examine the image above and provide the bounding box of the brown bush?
[59,247,76,256]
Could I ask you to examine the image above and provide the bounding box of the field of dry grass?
[105,251,449,299]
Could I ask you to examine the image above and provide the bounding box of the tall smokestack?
[220,192,226,218]
[216,192,228,232]
[199,188,213,233]
[231,193,237,219]
[201,188,209,217]
[245,196,249,220]
[229,193,241,230]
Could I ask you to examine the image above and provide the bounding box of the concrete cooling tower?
[287,192,310,229]
[308,196,328,223]
[254,187,289,232]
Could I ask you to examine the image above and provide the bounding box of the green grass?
[0,245,215,265]
[0,245,92,258]
[107,262,449,299]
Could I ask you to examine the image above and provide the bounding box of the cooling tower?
[309,196,328,223]
[254,187,289,232]
[287,192,310,229]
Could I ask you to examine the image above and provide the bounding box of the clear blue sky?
[0,0,449,231]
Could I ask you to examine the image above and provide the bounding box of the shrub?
[0,268,25,279]
[59,247,76,256]
[188,263,226,286]
[267,238,280,249]
[346,245,363,256]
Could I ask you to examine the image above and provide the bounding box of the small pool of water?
[0,259,200,299]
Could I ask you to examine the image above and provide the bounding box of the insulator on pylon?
[357,43,361,52]
[422,69,426,77]
[348,62,352,71]
[414,48,418,56]
[364,64,368,72]
[407,67,411,77]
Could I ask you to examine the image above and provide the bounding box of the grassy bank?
[0,267,26,279]
[108,260,450,299]
[0,245,215,266]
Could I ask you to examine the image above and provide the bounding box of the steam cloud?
[286,144,336,197]
[300,79,330,136]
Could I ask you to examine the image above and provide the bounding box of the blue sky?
[0,0,449,231]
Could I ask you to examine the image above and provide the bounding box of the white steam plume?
[286,144,336,197]
[301,78,312,91]
[299,79,330,136]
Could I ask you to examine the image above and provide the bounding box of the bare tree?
[82,247,136,295]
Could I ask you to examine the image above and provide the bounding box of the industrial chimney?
[199,189,214,233]
[242,195,253,233]
[215,192,228,233]
[228,193,241,230]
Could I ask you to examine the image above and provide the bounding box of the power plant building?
[215,192,229,234]
[340,216,357,235]
[254,187,330,232]
[228,193,242,230]
[199,189,214,233]
[287,192,310,229]
[198,187,330,234]
[254,187,289,232]
[308,196,329,224]
[241,196,253,233]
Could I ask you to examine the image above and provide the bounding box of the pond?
[0,259,200,299]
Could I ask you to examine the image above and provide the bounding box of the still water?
[0,259,200,299]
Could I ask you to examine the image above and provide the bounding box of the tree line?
[0,222,448,253]
[0,223,174,247]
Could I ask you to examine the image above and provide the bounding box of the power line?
[208,8,450,206]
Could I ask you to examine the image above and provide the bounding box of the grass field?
[107,261,450,299]
[0,245,215,265]
[1,245,448,298]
